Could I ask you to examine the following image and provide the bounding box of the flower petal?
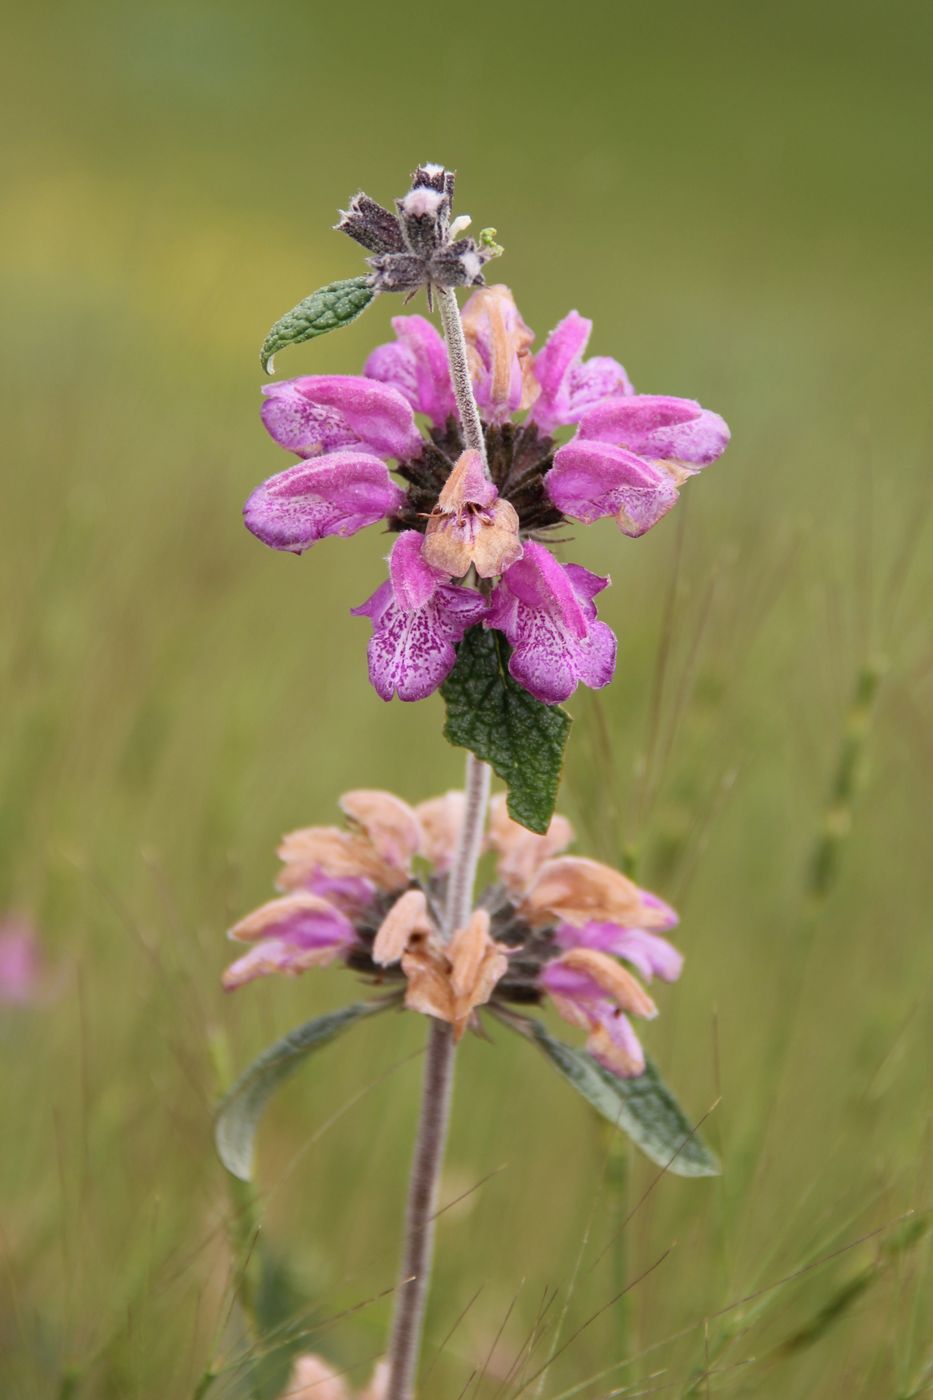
[415,791,466,871]
[588,1010,646,1077]
[364,315,457,425]
[261,375,422,460]
[372,888,432,966]
[578,394,730,469]
[353,533,487,702]
[276,825,409,893]
[557,948,657,1019]
[355,584,487,702]
[531,310,633,433]
[339,789,423,872]
[461,285,538,422]
[389,530,443,610]
[228,892,355,948]
[486,542,616,703]
[539,958,649,1077]
[222,937,343,990]
[244,452,405,554]
[422,451,523,580]
[556,922,683,982]
[487,793,574,893]
[523,856,648,928]
[448,908,509,1038]
[546,440,679,537]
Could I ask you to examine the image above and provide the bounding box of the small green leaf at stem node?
[260,275,376,373]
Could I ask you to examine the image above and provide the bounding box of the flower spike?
[222,789,682,1081]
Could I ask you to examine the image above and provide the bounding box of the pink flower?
[421,449,523,579]
[222,788,683,1081]
[244,452,405,554]
[486,541,616,704]
[247,276,729,705]
[547,395,730,537]
[0,918,41,1006]
[555,907,683,985]
[352,532,488,701]
[222,893,357,990]
[364,314,457,426]
[460,285,538,423]
[261,375,422,460]
[530,311,633,434]
[540,954,655,1076]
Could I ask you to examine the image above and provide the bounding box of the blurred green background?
[2,0,931,1395]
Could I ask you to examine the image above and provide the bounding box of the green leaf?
[260,276,376,373]
[215,1000,391,1181]
[500,1011,719,1177]
[441,626,571,835]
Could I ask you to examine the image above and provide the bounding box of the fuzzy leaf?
[215,1000,391,1181]
[504,1012,719,1177]
[260,276,376,373]
[441,626,571,835]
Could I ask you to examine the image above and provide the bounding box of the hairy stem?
[385,1019,456,1400]
[438,286,487,462]
[386,285,493,1398]
[443,753,491,938]
[385,756,491,1399]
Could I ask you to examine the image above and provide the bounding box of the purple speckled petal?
[388,529,442,609]
[556,922,684,983]
[486,542,616,704]
[261,375,422,461]
[244,452,405,554]
[531,311,633,433]
[260,381,364,457]
[352,531,487,702]
[578,394,730,469]
[547,440,679,537]
[364,315,456,425]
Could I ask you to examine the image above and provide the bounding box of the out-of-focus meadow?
[2,0,932,1394]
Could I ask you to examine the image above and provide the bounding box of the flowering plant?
[217,164,728,1398]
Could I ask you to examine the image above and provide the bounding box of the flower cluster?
[247,274,729,706]
[222,789,683,1079]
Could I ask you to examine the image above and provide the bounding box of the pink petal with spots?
[352,531,487,702]
[578,394,730,468]
[486,542,616,704]
[546,440,679,537]
[244,452,405,554]
[261,375,422,460]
